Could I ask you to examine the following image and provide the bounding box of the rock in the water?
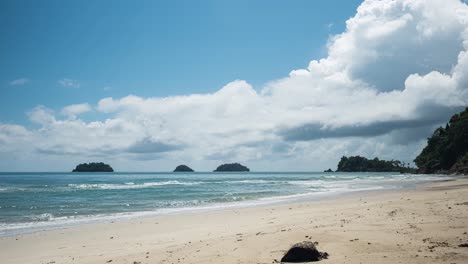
[213,163,250,172]
[72,162,113,172]
[173,165,194,172]
[281,241,328,263]
[324,168,333,173]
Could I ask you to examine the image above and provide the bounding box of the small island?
[336,156,415,173]
[324,168,333,172]
[72,162,114,172]
[214,163,250,172]
[173,165,194,172]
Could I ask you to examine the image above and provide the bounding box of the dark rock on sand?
[173,165,194,172]
[281,241,328,263]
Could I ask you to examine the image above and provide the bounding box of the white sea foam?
[287,180,325,187]
[0,187,25,192]
[142,181,200,186]
[30,213,55,221]
[67,180,200,190]
[227,180,287,184]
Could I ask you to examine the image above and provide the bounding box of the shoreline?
[1,178,467,263]
[0,174,450,238]
[0,185,387,238]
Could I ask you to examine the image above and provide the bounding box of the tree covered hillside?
[336,156,415,173]
[414,108,468,174]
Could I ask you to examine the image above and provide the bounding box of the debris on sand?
[281,241,328,263]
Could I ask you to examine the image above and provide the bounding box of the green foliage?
[214,163,250,172]
[449,152,468,174]
[72,162,114,172]
[414,108,468,174]
[337,156,415,173]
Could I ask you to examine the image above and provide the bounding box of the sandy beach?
[1,178,467,264]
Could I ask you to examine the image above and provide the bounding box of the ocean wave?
[0,187,26,192]
[29,213,55,221]
[142,181,199,186]
[67,180,200,190]
[227,180,288,184]
[287,180,325,187]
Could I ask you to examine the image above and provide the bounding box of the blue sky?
[1,0,361,125]
[0,0,467,171]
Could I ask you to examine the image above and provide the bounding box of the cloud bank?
[61,103,92,119]
[1,0,467,171]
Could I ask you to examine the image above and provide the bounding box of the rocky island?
[173,165,194,172]
[72,162,114,172]
[214,163,250,172]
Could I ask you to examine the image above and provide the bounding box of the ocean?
[0,172,449,237]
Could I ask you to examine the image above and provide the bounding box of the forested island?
[336,156,415,173]
[72,162,114,172]
[414,108,468,174]
[214,163,250,172]
[173,165,194,172]
[331,108,468,175]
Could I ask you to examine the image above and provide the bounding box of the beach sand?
[1,178,467,264]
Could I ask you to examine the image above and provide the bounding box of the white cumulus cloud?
[61,103,92,119]
[1,0,467,171]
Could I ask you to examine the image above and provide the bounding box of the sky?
[1,0,467,172]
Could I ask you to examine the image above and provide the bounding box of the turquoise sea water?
[0,172,449,236]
